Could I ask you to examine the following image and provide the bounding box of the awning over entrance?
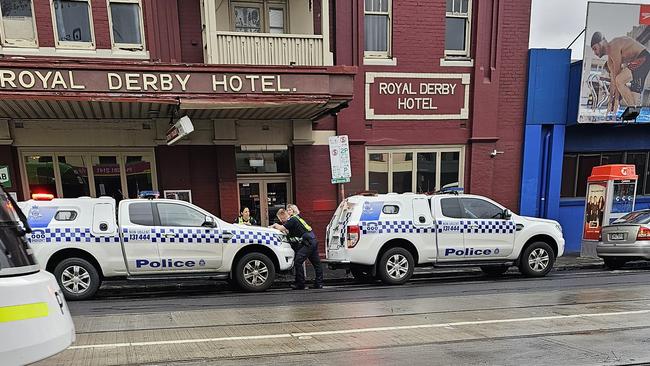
[0,59,355,120]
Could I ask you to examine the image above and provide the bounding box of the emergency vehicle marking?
[121,228,281,246]
[27,228,120,244]
[444,247,500,256]
[360,221,435,234]
[436,220,516,234]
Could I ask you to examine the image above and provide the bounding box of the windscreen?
[0,189,38,274]
[613,211,650,225]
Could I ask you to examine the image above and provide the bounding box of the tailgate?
[602,225,640,245]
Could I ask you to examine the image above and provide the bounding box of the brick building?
[0,0,531,252]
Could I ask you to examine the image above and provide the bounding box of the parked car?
[598,209,650,269]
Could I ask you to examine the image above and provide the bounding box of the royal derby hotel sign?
[365,72,470,120]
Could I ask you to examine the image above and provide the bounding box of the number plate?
[609,233,625,241]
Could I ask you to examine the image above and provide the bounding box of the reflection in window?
[368,153,388,193]
[417,152,436,193]
[392,153,413,193]
[440,152,460,189]
[25,155,56,197]
[157,203,205,227]
[126,156,153,198]
[110,1,142,46]
[58,156,90,198]
[461,198,502,219]
[53,0,93,43]
[236,150,290,174]
[0,0,37,46]
[92,156,122,200]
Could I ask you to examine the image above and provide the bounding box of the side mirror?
[202,216,217,228]
[503,209,512,220]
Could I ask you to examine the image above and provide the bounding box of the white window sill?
[0,46,150,60]
[364,57,398,66]
[440,58,474,67]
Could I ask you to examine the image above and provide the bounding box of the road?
[37,267,650,366]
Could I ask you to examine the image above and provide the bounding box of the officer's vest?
[238,216,251,225]
[293,215,312,232]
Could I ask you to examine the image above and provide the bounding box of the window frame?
[365,146,465,194]
[459,197,504,220]
[0,0,39,48]
[19,149,157,199]
[230,0,289,34]
[363,0,392,59]
[107,0,146,51]
[50,0,96,49]
[154,202,208,228]
[445,0,472,58]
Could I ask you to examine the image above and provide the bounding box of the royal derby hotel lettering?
[366,72,471,120]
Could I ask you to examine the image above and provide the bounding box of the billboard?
[583,182,607,240]
[579,2,650,123]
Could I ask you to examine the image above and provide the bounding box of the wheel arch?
[46,248,105,279]
[517,234,559,264]
[232,244,281,276]
[377,238,420,266]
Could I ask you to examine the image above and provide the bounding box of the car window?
[55,210,78,221]
[129,202,154,226]
[157,203,205,227]
[461,198,503,219]
[382,205,399,214]
[614,211,650,224]
[441,198,463,219]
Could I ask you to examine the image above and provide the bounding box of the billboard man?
[591,32,650,114]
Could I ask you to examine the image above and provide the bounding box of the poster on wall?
[579,2,650,123]
[583,182,607,240]
[164,190,192,203]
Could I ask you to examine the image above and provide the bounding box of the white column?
[200,0,218,64]
[321,0,334,66]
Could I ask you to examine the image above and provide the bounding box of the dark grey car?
[598,210,650,269]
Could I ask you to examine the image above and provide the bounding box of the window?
[445,0,471,57]
[236,149,290,174]
[157,203,206,227]
[129,202,154,226]
[561,151,650,197]
[0,0,37,47]
[21,151,156,200]
[231,1,287,34]
[461,198,503,219]
[364,0,391,58]
[55,210,78,221]
[52,0,95,48]
[382,205,399,214]
[441,197,462,219]
[108,0,144,50]
[367,148,464,194]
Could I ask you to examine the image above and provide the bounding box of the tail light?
[637,227,650,240]
[347,225,360,248]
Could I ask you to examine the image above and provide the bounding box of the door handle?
[470,224,479,229]
[162,233,176,238]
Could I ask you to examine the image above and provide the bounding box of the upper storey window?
[445,0,471,57]
[364,0,391,58]
[0,0,38,47]
[109,0,145,50]
[52,0,95,48]
[231,1,287,34]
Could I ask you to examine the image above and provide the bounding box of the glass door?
[238,178,291,226]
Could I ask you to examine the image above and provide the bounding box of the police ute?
[325,192,565,284]
[18,192,295,300]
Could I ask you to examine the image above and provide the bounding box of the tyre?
[603,257,627,270]
[518,242,555,277]
[378,247,414,285]
[350,265,375,283]
[53,257,101,301]
[480,265,509,277]
[234,252,276,292]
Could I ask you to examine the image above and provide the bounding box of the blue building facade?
[521,49,650,255]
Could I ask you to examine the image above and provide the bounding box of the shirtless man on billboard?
[591,32,650,116]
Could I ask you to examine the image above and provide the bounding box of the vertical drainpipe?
[539,128,552,218]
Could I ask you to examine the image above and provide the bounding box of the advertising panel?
[583,182,607,240]
[580,2,650,123]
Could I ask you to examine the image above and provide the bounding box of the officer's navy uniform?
[282,215,324,289]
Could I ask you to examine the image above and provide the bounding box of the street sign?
[166,116,195,145]
[0,165,11,188]
[328,135,351,184]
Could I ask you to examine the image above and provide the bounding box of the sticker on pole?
[328,135,351,184]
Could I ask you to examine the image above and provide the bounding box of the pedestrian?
[286,203,300,216]
[271,208,324,290]
[235,206,257,226]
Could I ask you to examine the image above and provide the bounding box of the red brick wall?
[177,0,204,63]
[155,145,220,215]
[34,0,55,47]
[216,146,239,221]
[91,0,111,49]
[143,0,182,62]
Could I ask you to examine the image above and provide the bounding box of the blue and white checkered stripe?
[436,220,516,234]
[123,228,281,246]
[27,228,120,244]
[360,221,435,234]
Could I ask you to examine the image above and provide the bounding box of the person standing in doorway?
[235,206,258,226]
[272,208,324,290]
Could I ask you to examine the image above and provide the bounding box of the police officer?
[272,208,324,290]
[234,206,257,226]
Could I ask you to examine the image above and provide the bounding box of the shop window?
[627,152,648,195]
[52,0,95,48]
[125,155,153,198]
[156,203,205,227]
[108,0,144,50]
[445,0,472,57]
[24,155,57,197]
[58,155,90,198]
[576,154,600,197]
[92,156,122,200]
[561,154,577,197]
[231,1,287,34]
[367,148,464,194]
[0,0,37,47]
[364,0,391,58]
[236,149,290,174]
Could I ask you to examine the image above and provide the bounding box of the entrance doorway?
[238,178,292,226]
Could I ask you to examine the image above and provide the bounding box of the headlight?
[554,223,563,233]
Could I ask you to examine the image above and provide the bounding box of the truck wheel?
[603,257,627,270]
[350,265,375,283]
[53,258,101,301]
[480,265,509,277]
[234,252,276,292]
[519,242,555,277]
[378,247,414,285]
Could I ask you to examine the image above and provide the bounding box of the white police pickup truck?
[18,194,294,300]
[326,192,565,284]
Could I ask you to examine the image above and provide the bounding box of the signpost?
[166,116,195,145]
[328,135,351,201]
